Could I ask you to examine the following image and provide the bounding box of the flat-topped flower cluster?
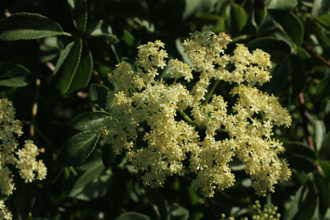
[0,98,47,219]
[101,26,292,198]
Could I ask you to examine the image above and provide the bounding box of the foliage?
[0,0,330,219]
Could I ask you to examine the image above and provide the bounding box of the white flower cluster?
[101,26,292,198]
[0,98,47,219]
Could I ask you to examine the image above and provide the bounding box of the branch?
[303,43,330,68]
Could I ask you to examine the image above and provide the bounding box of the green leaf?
[253,1,267,27]
[67,0,87,33]
[262,61,288,95]
[69,163,113,200]
[314,172,330,217]
[15,184,35,220]
[315,120,325,151]
[52,39,82,95]
[0,13,64,41]
[247,38,291,56]
[296,47,313,73]
[286,180,317,220]
[102,143,116,168]
[319,160,330,179]
[85,20,118,42]
[64,44,93,97]
[315,12,330,29]
[56,130,100,168]
[319,129,330,157]
[266,0,298,10]
[229,3,248,37]
[312,0,330,17]
[0,62,41,87]
[169,203,189,220]
[195,13,225,33]
[324,100,330,134]
[284,141,316,161]
[116,212,151,220]
[145,188,168,220]
[268,9,304,45]
[89,83,110,110]
[290,54,306,100]
[68,111,111,131]
[316,77,330,101]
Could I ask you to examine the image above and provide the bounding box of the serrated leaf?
[52,39,82,95]
[314,172,330,217]
[312,0,330,17]
[286,180,317,220]
[145,188,168,220]
[69,163,113,200]
[247,38,291,56]
[116,212,151,220]
[89,83,110,110]
[316,77,330,101]
[56,130,100,168]
[229,3,248,37]
[67,0,87,33]
[68,111,111,131]
[0,62,41,87]
[262,61,288,95]
[85,20,118,42]
[269,9,304,45]
[64,44,93,97]
[0,13,64,41]
[290,54,306,100]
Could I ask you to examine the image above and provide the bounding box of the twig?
[303,43,330,68]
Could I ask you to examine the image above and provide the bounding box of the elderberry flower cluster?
[221,200,281,220]
[0,98,47,219]
[101,26,292,198]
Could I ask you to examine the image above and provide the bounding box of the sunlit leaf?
[0,62,41,87]
[269,9,304,45]
[67,0,87,33]
[229,3,248,37]
[52,39,82,95]
[0,13,64,41]
[312,0,330,17]
[85,20,118,42]
[56,130,100,168]
[64,44,93,97]
[68,111,110,131]
[69,163,113,200]
[116,212,151,220]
